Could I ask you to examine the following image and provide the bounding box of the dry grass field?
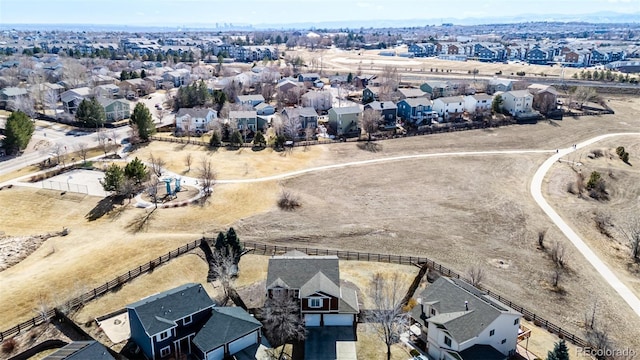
[1,95,640,353]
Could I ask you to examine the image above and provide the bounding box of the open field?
[2,96,640,353]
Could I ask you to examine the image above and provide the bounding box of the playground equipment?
[162,177,182,199]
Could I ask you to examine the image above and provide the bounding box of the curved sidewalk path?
[531,132,640,317]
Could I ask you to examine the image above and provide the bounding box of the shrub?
[410,349,420,357]
[591,149,603,158]
[516,71,526,76]
[277,190,301,211]
[621,151,629,163]
[594,211,612,238]
[616,146,625,157]
[2,338,17,354]
[586,171,601,190]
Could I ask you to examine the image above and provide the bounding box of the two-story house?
[410,277,524,360]
[175,108,217,134]
[282,107,319,131]
[420,81,454,99]
[501,90,534,116]
[362,86,380,104]
[229,110,263,132]
[236,94,265,108]
[127,283,262,360]
[97,97,131,122]
[364,101,397,129]
[266,251,359,328]
[464,94,493,115]
[527,84,558,115]
[298,73,321,83]
[396,98,436,125]
[60,87,93,114]
[43,341,115,360]
[301,90,333,113]
[486,78,514,95]
[432,96,465,121]
[328,106,362,137]
[0,87,28,110]
[162,69,191,88]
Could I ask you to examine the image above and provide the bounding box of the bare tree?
[283,113,302,141]
[75,143,89,164]
[147,175,160,209]
[303,124,314,150]
[378,65,399,101]
[360,108,382,142]
[51,144,67,167]
[61,59,88,88]
[11,95,36,118]
[129,123,142,145]
[97,128,110,157]
[618,215,640,261]
[43,89,58,113]
[199,157,215,196]
[209,249,238,304]
[185,153,193,172]
[365,272,410,360]
[537,229,547,249]
[551,267,562,288]
[467,265,485,287]
[550,241,566,268]
[262,292,306,360]
[149,153,166,178]
[261,83,276,102]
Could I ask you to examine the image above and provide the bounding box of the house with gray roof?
[127,283,262,360]
[266,251,359,328]
[0,87,28,110]
[282,106,319,132]
[97,97,131,122]
[236,94,265,107]
[175,108,217,134]
[397,97,436,125]
[410,277,522,360]
[60,87,92,114]
[364,101,397,129]
[328,106,362,137]
[43,341,115,360]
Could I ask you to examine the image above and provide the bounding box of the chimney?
[465,301,469,311]
[380,102,384,108]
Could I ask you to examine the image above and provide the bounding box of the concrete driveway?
[305,327,357,360]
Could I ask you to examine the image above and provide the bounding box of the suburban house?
[162,69,191,88]
[28,82,64,101]
[526,47,552,65]
[275,78,301,94]
[501,90,534,116]
[527,84,558,114]
[266,251,359,327]
[91,74,117,86]
[464,94,494,115]
[97,97,131,122]
[229,110,263,132]
[175,108,217,134]
[364,101,397,129]
[301,90,333,113]
[0,87,28,110]
[255,102,275,116]
[127,283,263,360]
[144,75,164,90]
[120,78,149,98]
[328,106,362,137]
[282,106,319,131]
[353,74,376,88]
[408,43,436,57]
[410,277,525,360]
[420,81,454,99]
[236,94,265,107]
[61,87,93,114]
[362,86,380,103]
[486,78,514,95]
[94,84,121,98]
[43,341,115,360]
[397,88,429,100]
[298,73,321,83]
[396,98,436,125]
[432,96,465,121]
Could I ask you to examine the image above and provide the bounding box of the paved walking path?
[530,133,640,318]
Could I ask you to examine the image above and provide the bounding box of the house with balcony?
[527,84,558,115]
[236,94,265,107]
[464,94,493,115]
[266,251,359,328]
[230,110,263,132]
[526,46,552,65]
[432,96,465,121]
[410,277,526,360]
[162,69,191,88]
[486,78,514,95]
[396,98,436,126]
[397,88,429,100]
[408,43,436,57]
[420,81,454,99]
[364,101,397,129]
[97,97,131,122]
[0,87,28,110]
[60,87,93,114]
[282,106,319,131]
[301,90,333,113]
[175,108,217,134]
[127,283,263,360]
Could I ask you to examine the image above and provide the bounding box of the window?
[514,318,519,326]
[430,308,436,316]
[158,329,171,341]
[489,329,495,336]
[501,339,507,344]
[160,346,171,358]
[444,336,452,347]
[183,315,192,325]
[309,298,322,308]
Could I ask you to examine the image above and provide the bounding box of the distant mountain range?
[2,12,638,32]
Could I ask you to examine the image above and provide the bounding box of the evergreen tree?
[140,69,147,78]
[347,72,353,83]
[120,70,130,81]
[2,111,35,154]
[226,227,243,262]
[491,94,504,114]
[546,340,569,360]
[101,163,125,193]
[275,34,282,44]
[130,103,155,141]
[209,132,222,147]
[124,157,148,184]
[130,70,140,79]
[76,98,106,128]
[215,231,227,253]
[229,130,243,148]
[253,131,266,148]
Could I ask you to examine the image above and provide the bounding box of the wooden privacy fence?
[0,240,200,342]
[236,240,591,349]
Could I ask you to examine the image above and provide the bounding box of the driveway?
[305,327,357,360]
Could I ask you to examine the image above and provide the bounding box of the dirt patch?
[0,230,67,271]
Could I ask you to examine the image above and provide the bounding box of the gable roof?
[229,110,257,119]
[267,254,340,290]
[331,106,361,115]
[435,96,464,104]
[527,84,558,96]
[126,283,215,336]
[176,107,216,119]
[366,101,397,111]
[488,78,513,87]
[504,90,533,99]
[43,341,115,360]
[237,94,265,103]
[60,87,92,103]
[467,94,493,102]
[398,88,427,98]
[401,98,433,107]
[96,97,130,108]
[192,307,261,353]
[254,102,273,111]
[1,87,28,97]
[418,277,519,344]
[283,107,318,119]
[459,344,508,360]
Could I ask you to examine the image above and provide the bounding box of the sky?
[1,0,639,26]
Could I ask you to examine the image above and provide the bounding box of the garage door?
[305,314,321,327]
[229,331,258,355]
[324,314,353,326]
[206,346,224,360]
